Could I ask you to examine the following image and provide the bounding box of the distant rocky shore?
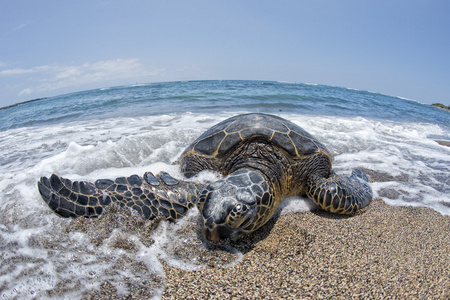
[432,103,450,112]
[0,97,47,111]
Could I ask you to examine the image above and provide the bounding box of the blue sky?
[1,0,449,107]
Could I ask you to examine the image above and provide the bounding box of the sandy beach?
[43,167,450,299]
[82,198,450,299]
[159,199,450,299]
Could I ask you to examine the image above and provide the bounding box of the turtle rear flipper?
[306,169,372,214]
[38,172,202,221]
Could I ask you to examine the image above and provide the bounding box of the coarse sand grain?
[81,199,450,299]
[162,199,450,299]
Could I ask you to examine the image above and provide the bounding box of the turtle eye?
[226,204,251,229]
[233,204,248,214]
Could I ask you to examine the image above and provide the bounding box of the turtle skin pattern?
[38,172,202,221]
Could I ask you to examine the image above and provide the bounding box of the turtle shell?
[182,113,329,159]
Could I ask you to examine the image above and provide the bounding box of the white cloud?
[0,58,164,97]
[0,68,35,75]
[0,65,52,75]
[13,22,30,31]
[18,88,32,96]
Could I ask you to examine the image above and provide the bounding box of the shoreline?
[436,139,450,147]
[161,199,450,299]
[0,97,47,111]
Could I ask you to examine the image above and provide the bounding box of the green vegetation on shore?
[432,103,450,110]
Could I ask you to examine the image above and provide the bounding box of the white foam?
[150,207,243,271]
[1,112,449,298]
[276,196,318,215]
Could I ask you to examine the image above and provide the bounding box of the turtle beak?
[202,224,231,242]
[202,212,235,242]
[202,214,253,242]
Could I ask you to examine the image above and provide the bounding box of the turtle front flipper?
[38,172,202,221]
[306,169,372,214]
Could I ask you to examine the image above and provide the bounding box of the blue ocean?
[1,80,449,298]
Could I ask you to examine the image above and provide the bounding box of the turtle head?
[197,169,272,242]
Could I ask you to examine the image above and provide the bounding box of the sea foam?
[1,111,449,298]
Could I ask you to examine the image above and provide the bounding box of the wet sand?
[162,199,450,299]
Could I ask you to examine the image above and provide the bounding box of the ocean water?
[0,80,449,298]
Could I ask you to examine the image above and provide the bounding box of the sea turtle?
[38,113,372,241]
